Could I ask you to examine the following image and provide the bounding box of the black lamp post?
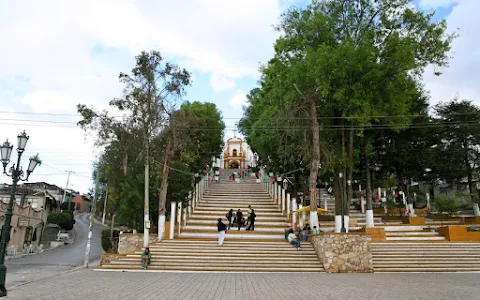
[0,131,41,297]
[338,172,346,233]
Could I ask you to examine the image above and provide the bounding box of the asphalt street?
[5,212,105,288]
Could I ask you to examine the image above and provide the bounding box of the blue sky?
[0,0,477,193]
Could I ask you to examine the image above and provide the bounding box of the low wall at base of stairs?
[438,225,480,241]
[117,223,171,255]
[101,253,125,265]
[310,233,373,273]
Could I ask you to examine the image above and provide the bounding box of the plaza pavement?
[5,269,480,300]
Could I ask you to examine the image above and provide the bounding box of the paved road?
[5,270,480,300]
[5,212,104,288]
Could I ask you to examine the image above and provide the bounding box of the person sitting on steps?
[141,247,152,269]
[287,229,302,250]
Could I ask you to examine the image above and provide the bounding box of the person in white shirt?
[287,229,301,250]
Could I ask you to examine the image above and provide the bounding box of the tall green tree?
[434,99,480,215]
[240,0,455,229]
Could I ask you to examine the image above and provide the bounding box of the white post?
[169,201,176,239]
[383,190,387,214]
[278,185,282,207]
[177,202,182,236]
[183,206,187,227]
[292,198,297,228]
[274,182,277,202]
[188,192,192,218]
[196,183,200,207]
[287,193,291,220]
[282,188,286,214]
[360,184,365,214]
[474,203,480,216]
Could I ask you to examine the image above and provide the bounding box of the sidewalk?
[5,269,480,300]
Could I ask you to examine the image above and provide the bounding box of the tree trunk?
[365,153,374,227]
[158,141,173,240]
[143,138,150,248]
[309,98,320,229]
[346,127,354,216]
[110,213,116,252]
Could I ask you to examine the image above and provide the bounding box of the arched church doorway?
[230,161,240,168]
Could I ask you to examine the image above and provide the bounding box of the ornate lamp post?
[0,131,41,297]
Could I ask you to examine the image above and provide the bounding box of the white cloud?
[229,90,249,111]
[0,0,284,192]
[420,0,480,106]
[210,74,236,93]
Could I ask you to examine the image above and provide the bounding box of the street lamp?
[338,172,346,232]
[0,131,41,297]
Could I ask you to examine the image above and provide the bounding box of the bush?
[101,228,120,252]
[60,202,75,211]
[62,210,76,224]
[431,197,458,216]
[47,212,74,231]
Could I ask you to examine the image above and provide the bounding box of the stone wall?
[101,253,124,265]
[118,234,158,254]
[310,233,373,273]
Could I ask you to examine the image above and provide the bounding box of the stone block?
[438,225,480,241]
[310,233,373,273]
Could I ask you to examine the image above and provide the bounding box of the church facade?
[217,133,256,169]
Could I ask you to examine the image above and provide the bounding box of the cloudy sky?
[0,0,477,193]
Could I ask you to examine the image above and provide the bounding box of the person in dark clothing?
[236,209,244,230]
[246,209,256,231]
[226,209,234,229]
[217,218,227,245]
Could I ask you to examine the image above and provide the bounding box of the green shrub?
[101,228,120,252]
[60,202,74,211]
[47,212,74,231]
[431,197,458,216]
[62,210,76,224]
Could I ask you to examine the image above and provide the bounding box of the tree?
[78,50,191,245]
[155,101,224,240]
[240,0,455,229]
[434,99,480,215]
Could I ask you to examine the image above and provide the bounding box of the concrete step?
[181,227,285,234]
[192,211,285,216]
[385,236,446,241]
[194,207,281,212]
[186,219,290,226]
[188,215,287,222]
[382,226,425,231]
[385,231,441,236]
[97,265,324,272]
[145,244,314,251]
[373,258,480,263]
[179,232,284,240]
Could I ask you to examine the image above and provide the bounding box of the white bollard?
[287,193,291,220]
[177,202,182,236]
[282,188,286,214]
[170,201,176,239]
[292,199,297,228]
[183,206,187,227]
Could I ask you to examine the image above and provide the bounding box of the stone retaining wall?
[118,234,158,254]
[310,233,373,273]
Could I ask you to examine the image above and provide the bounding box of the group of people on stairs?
[225,206,256,231]
[217,206,257,246]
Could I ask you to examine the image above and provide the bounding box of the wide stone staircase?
[99,180,324,272]
[372,242,480,272]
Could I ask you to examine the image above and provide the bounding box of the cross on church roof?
[233,128,237,138]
